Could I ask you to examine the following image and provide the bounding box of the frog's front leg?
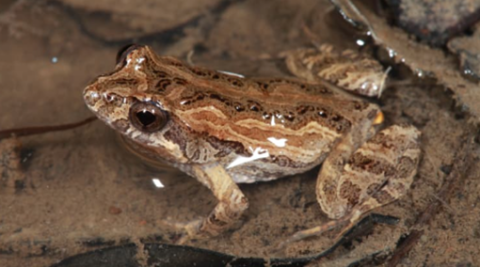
[279,124,421,248]
[176,163,249,241]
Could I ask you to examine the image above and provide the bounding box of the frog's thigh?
[319,124,421,221]
[346,125,421,219]
[191,164,249,236]
[279,125,420,249]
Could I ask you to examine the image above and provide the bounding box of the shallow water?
[1,1,479,266]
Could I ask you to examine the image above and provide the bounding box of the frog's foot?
[163,164,249,243]
[276,213,400,252]
[163,202,247,244]
[161,218,205,244]
[275,217,350,251]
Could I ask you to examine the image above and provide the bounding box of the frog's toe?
[275,219,344,252]
[162,218,204,244]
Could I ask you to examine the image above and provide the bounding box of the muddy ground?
[0,0,479,266]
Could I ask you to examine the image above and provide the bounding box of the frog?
[83,44,421,246]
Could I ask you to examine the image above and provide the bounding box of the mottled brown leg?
[279,125,421,249]
[177,163,248,242]
[276,121,375,250]
[283,44,389,98]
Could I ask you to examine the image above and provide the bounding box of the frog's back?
[139,51,380,182]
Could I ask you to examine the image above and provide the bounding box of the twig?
[0,116,97,140]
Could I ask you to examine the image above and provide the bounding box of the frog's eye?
[116,44,143,66]
[129,102,169,132]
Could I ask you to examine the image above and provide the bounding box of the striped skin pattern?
[83,45,421,242]
[284,44,388,98]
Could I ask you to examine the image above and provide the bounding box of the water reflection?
[356,39,365,46]
[152,178,165,188]
[267,137,287,147]
[227,146,269,169]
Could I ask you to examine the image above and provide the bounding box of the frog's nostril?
[102,92,125,107]
[104,93,114,102]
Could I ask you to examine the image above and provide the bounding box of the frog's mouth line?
[118,134,179,172]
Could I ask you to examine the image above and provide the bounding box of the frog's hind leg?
[333,124,421,239]
[278,124,421,250]
[173,163,249,243]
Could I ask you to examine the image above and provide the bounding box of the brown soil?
[0,0,479,266]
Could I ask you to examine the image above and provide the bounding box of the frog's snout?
[84,87,128,111]
[83,87,102,109]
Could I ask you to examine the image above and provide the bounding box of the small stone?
[386,0,480,46]
[108,206,122,215]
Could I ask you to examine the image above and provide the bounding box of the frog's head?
[83,45,188,162]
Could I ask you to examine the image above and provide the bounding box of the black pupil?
[136,111,157,126]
